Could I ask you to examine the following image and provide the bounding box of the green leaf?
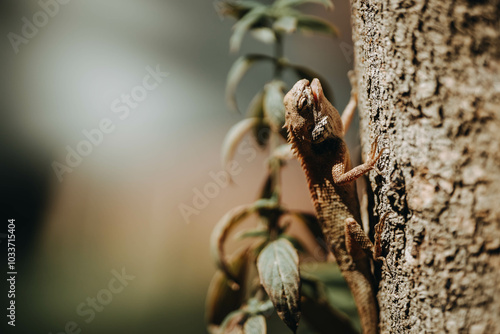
[300,262,345,286]
[301,264,360,330]
[274,0,334,9]
[263,80,287,131]
[211,205,254,284]
[230,7,268,52]
[245,90,271,147]
[288,211,328,258]
[220,310,248,334]
[243,315,267,334]
[295,14,339,36]
[250,28,276,44]
[270,144,294,162]
[226,54,274,112]
[211,198,281,285]
[254,299,275,316]
[257,238,301,332]
[237,229,269,240]
[221,117,261,173]
[216,0,265,20]
[300,279,357,334]
[206,248,251,326]
[280,234,306,253]
[273,16,297,33]
[253,198,280,211]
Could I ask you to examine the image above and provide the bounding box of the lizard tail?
[343,269,379,334]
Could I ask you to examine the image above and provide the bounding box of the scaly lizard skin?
[284,78,384,334]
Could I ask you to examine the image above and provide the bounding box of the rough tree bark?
[350,0,500,332]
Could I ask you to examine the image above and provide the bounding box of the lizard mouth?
[301,83,317,111]
[310,78,321,105]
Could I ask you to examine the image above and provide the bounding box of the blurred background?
[0,1,355,333]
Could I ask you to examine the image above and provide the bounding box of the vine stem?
[274,32,284,79]
[266,31,285,238]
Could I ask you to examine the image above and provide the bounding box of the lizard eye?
[298,96,307,110]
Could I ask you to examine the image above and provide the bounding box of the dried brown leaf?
[221,117,261,174]
[226,55,274,112]
[206,248,251,326]
[230,7,268,52]
[211,205,253,284]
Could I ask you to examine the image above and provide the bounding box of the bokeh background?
[0,1,355,333]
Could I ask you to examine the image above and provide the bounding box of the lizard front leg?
[332,136,387,185]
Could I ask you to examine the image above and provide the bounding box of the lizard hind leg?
[345,218,375,261]
[346,214,392,276]
[345,213,388,261]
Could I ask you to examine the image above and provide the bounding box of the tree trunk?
[350,0,500,332]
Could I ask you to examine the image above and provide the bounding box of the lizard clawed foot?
[345,213,394,279]
[366,134,389,169]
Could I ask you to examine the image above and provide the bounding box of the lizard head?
[283,79,316,143]
[284,78,343,147]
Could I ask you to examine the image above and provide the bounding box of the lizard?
[283,77,385,334]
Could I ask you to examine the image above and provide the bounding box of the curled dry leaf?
[294,14,339,36]
[221,117,261,176]
[257,238,301,332]
[211,199,279,286]
[211,205,254,285]
[206,247,251,326]
[230,7,268,53]
[216,0,264,20]
[226,54,274,112]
